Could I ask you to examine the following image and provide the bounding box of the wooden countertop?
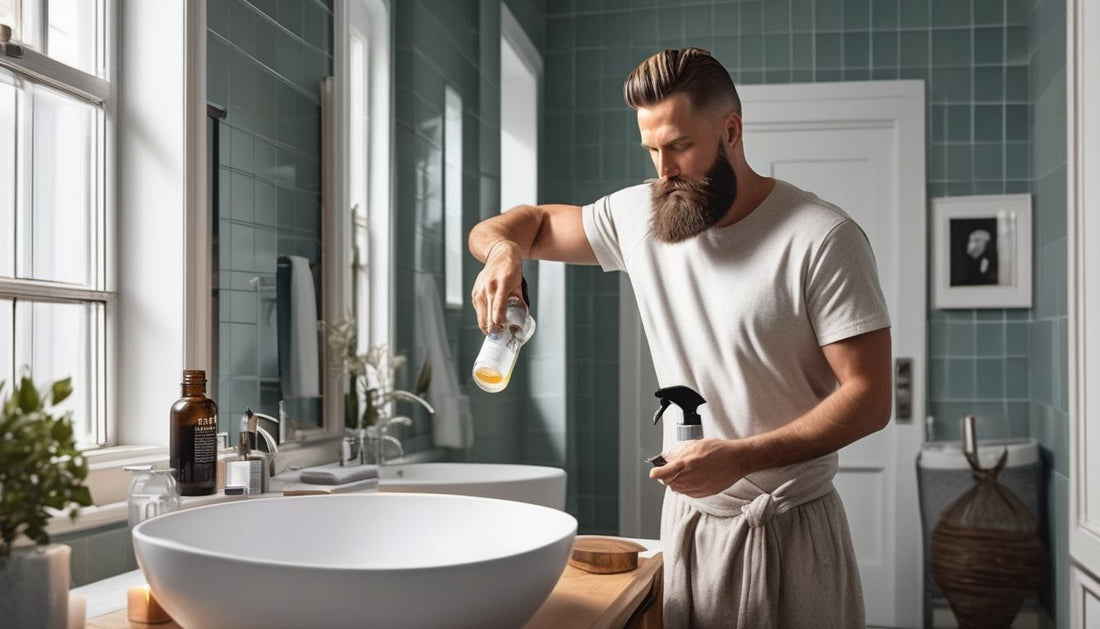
[88,550,663,629]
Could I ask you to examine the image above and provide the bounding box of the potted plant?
[0,374,92,629]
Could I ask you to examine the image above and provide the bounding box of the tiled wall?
[545,0,1058,538]
[392,0,540,458]
[1026,0,1068,625]
[207,0,332,437]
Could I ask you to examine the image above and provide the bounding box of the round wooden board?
[568,536,647,574]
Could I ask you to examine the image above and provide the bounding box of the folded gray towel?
[283,478,379,496]
[299,465,379,485]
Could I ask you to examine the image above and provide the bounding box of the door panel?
[749,124,900,623]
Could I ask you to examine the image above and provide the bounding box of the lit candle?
[67,593,86,629]
[127,584,172,624]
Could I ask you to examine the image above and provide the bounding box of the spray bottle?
[646,385,707,467]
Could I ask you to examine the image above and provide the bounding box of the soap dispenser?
[646,385,707,467]
[233,409,269,494]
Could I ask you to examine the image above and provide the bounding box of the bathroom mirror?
[205,1,334,440]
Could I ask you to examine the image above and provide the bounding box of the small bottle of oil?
[169,369,218,495]
[473,279,536,393]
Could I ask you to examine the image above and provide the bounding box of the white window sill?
[55,435,345,535]
[47,492,245,537]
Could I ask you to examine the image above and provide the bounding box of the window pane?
[443,86,462,308]
[0,299,12,393]
[0,0,14,34]
[26,82,96,286]
[14,299,100,446]
[46,0,100,77]
[0,71,14,278]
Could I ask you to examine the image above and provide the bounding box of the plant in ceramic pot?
[0,374,92,629]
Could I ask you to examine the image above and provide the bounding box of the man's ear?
[724,111,743,149]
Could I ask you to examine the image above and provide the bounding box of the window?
[0,0,111,448]
[443,85,462,308]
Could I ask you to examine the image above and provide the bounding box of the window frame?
[0,0,115,448]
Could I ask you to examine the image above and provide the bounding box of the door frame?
[617,79,927,626]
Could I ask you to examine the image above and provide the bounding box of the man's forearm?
[469,205,542,262]
[733,378,891,476]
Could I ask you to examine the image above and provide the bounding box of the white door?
[618,81,926,628]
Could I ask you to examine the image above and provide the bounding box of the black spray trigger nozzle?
[653,385,707,441]
[652,398,671,426]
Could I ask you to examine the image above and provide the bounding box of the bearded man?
[468,47,892,628]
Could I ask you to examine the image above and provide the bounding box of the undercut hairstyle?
[623,47,741,116]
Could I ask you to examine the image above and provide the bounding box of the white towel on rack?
[414,274,473,449]
[285,255,320,400]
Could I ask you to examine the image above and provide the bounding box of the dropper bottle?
[472,278,536,393]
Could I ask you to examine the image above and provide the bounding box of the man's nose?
[657,151,679,179]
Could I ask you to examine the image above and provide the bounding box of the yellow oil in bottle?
[474,366,504,385]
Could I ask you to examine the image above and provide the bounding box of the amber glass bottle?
[170,370,218,495]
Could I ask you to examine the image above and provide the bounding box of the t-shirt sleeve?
[806,219,892,346]
[582,193,626,272]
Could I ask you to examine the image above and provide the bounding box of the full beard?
[648,145,738,243]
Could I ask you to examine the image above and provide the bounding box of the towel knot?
[740,492,776,528]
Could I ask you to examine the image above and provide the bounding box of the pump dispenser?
[652,385,707,441]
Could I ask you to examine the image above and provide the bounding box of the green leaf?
[414,358,432,396]
[70,486,93,507]
[51,378,72,405]
[16,376,40,413]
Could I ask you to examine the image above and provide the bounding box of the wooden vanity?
[88,547,663,628]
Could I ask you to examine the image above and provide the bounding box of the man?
[964,228,998,284]
[468,48,892,628]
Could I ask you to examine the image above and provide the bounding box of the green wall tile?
[974,27,1005,65]
[764,0,790,33]
[933,28,972,67]
[816,0,842,30]
[872,31,899,68]
[899,0,929,28]
[974,0,1005,25]
[816,32,842,68]
[900,30,929,67]
[932,0,971,28]
[844,32,871,68]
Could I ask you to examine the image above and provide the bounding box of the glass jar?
[124,465,182,527]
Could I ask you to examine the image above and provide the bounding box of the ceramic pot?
[0,543,71,629]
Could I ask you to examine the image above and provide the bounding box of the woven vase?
[930,448,1044,629]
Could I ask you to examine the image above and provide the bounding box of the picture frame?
[931,194,1032,309]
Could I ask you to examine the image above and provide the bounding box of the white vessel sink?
[379,463,566,510]
[131,493,576,628]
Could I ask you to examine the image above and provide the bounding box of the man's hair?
[623,48,741,115]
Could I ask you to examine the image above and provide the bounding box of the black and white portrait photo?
[932,194,1030,309]
[949,217,999,286]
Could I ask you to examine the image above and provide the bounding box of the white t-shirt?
[582,179,891,490]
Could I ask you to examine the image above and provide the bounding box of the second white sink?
[379,463,566,510]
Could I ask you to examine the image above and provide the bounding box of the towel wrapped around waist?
[660,454,864,628]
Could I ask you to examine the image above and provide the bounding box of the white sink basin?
[379,463,566,510]
[131,493,576,628]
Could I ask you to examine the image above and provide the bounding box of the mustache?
[645,176,712,198]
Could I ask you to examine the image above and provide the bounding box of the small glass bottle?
[472,294,536,393]
[169,369,218,495]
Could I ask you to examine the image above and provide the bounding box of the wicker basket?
[929,421,1044,629]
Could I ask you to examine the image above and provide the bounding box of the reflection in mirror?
[206,1,333,443]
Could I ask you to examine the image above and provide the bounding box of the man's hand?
[471,240,524,333]
[648,438,747,498]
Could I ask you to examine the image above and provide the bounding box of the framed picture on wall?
[931,194,1032,309]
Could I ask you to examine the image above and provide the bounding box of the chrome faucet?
[341,391,435,467]
[248,409,285,476]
